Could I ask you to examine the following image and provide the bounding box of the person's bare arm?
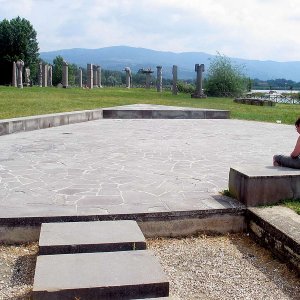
[291,136,300,158]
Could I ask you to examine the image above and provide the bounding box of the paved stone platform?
[33,250,169,299]
[103,104,230,119]
[39,220,146,255]
[229,165,300,206]
[0,115,296,237]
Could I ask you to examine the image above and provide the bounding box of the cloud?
[0,0,300,61]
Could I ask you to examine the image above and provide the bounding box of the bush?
[177,81,195,94]
[205,53,247,97]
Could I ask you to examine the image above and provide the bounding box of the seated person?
[273,117,300,169]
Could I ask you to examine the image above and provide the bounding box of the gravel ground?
[148,234,300,300]
[0,234,299,300]
[0,243,38,300]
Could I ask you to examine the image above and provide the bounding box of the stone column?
[24,68,31,87]
[145,73,151,89]
[172,65,178,95]
[93,65,98,87]
[48,65,52,86]
[38,62,43,87]
[191,63,206,98]
[16,60,24,89]
[78,68,83,88]
[124,67,131,88]
[42,63,48,87]
[156,66,162,92]
[12,62,17,87]
[62,60,68,88]
[87,63,93,89]
[97,66,102,88]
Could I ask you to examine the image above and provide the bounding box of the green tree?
[52,56,80,86]
[52,55,64,86]
[205,53,247,97]
[0,17,39,85]
[68,63,79,86]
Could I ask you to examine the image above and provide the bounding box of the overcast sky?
[1,0,300,62]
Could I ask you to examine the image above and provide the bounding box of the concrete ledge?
[247,206,300,274]
[0,209,245,244]
[103,104,230,119]
[139,214,246,238]
[39,221,146,255]
[229,165,300,206]
[0,225,40,245]
[33,250,169,300]
[0,109,103,136]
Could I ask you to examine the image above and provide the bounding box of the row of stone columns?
[86,64,102,89]
[11,61,205,96]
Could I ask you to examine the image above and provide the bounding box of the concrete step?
[32,250,169,300]
[39,220,146,255]
[103,104,229,119]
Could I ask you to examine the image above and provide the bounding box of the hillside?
[40,46,300,81]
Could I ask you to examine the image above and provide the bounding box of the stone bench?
[38,220,146,255]
[32,250,169,300]
[229,165,300,206]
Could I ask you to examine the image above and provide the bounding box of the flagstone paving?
[0,117,295,221]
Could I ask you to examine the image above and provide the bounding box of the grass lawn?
[282,199,300,215]
[0,86,299,124]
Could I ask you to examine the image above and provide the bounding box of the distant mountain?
[40,46,300,81]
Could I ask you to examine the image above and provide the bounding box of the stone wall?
[246,208,300,275]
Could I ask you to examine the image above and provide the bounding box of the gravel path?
[148,234,300,300]
[0,243,37,300]
[0,234,299,300]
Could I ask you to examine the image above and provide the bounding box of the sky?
[1,0,300,62]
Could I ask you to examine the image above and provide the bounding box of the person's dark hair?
[295,117,300,127]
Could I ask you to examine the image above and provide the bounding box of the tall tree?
[52,56,64,86]
[52,56,79,86]
[0,17,39,85]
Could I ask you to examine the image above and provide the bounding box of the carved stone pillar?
[87,63,93,89]
[42,63,48,87]
[12,62,17,87]
[78,68,83,88]
[62,61,68,88]
[156,66,162,92]
[16,60,24,89]
[191,64,206,98]
[172,65,178,95]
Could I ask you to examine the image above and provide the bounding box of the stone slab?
[103,104,229,119]
[32,250,169,300]
[247,206,300,274]
[39,220,146,255]
[229,165,300,206]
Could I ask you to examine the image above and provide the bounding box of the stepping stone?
[32,250,169,300]
[39,220,146,255]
